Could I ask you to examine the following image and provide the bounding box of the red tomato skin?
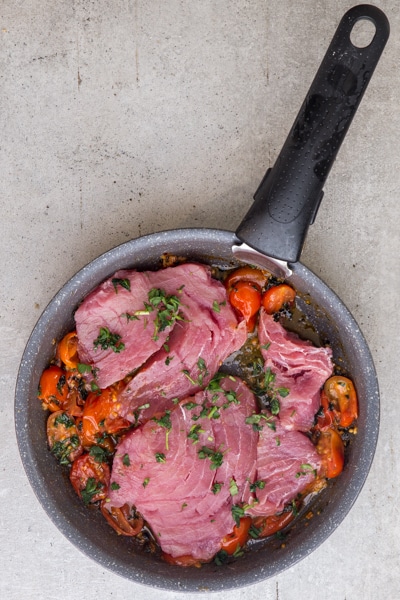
[81,386,130,446]
[228,282,262,331]
[253,510,295,538]
[316,428,345,479]
[47,410,83,464]
[224,266,268,292]
[261,284,296,315]
[57,331,79,370]
[324,376,358,428]
[220,517,252,554]
[70,453,110,504]
[38,366,69,412]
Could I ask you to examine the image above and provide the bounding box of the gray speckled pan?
[14,6,388,593]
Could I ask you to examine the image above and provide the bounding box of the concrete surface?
[1,1,399,598]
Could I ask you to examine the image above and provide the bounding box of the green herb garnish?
[212,482,223,494]
[81,477,104,505]
[93,327,125,353]
[112,278,131,293]
[250,479,266,492]
[197,446,224,470]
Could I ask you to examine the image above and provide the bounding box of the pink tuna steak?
[245,419,322,517]
[75,263,246,390]
[107,376,258,561]
[258,310,333,431]
[115,265,247,423]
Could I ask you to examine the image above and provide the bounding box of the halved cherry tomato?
[81,385,131,447]
[315,389,340,430]
[47,410,83,464]
[324,376,358,428]
[38,365,69,412]
[316,428,345,479]
[228,281,262,331]
[224,266,268,293]
[261,284,296,315]
[252,509,295,538]
[162,553,202,567]
[101,502,144,537]
[220,516,252,554]
[70,453,110,504]
[57,331,79,370]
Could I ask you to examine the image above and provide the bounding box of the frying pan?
[15,5,389,592]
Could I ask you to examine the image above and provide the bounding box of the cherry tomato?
[70,453,110,505]
[261,284,296,315]
[57,331,79,370]
[81,386,131,447]
[220,516,252,554]
[252,509,295,538]
[315,389,340,430]
[224,266,268,292]
[47,410,83,464]
[324,376,358,428]
[101,502,144,537]
[316,428,345,479]
[228,281,262,331]
[38,365,69,412]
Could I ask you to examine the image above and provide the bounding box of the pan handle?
[235,4,389,263]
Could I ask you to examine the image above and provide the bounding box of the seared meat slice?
[108,376,258,561]
[258,310,333,431]
[75,263,246,391]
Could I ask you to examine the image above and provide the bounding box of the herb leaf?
[93,327,125,353]
[112,278,131,293]
[197,445,224,470]
[81,477,104,505]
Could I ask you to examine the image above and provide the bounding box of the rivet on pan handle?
[235,4,390,264]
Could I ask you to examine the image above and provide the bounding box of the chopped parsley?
[229,478,239,496]
[295,463,317,478]
[197,446,224,470]
[231,504,245,527]
[248,524,262,539]
[250,479,266,492]
[110,481,120,490]
[155,452,166,463]
[81,477,104,506]
[245,412,276,432]
[187,424,204,444]
[182,357,209,387]
[77,363,93,375]
[54,412,74,429]
[93,327,125,353]
[146,288,183,341]
[152,410,172,449]
[212,482,223,494]
[142,477,150,488]
[50,435,80,466]
[112,277,131,293]
[122,453,131,467]
[89,445,109,463]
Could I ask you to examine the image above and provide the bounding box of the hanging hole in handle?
[350,18,376,48]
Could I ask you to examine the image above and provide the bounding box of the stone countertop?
[1,1,399,599]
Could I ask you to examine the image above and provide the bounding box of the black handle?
[236,5,389,263]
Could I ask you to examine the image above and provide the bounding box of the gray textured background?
[1,1,399,598]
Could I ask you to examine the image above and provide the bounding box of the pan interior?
[15,228,379,592]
